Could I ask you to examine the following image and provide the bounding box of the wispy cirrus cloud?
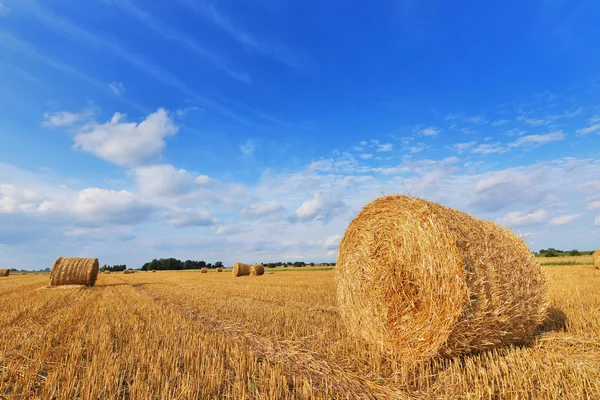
[548,214,581,226]
[509,131,565,148]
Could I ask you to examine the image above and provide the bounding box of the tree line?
[536,248,595,257]
[140,258,224,271]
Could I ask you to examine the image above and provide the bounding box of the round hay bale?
[232,262,251,277]
[49,257,99,287]
[251,263,265,276]
[593,250,600,269]
[201,267,208,273]
[216,268,223,272]
[123,270,135,275]
[152,269,157,273]
[336,195,549,361]
[0,268,10,277]
[104,270,111,274]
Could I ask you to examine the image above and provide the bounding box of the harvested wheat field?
[1,264,599,399]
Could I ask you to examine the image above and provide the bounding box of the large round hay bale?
[49,257,99,287]
[104,270,111,274]
[123,270,135,275]
[593,250,600,269]
[336,195,549,361]
[201,267,208,273]
[0,269,9,277]
[251,263,265,276]
[232,262,251,277]
[216,268,223,272]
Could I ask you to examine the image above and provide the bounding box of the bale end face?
[49,257,99,287]
[336,195,548,361]
[0,268,10,277]
[216,268,223,272]
[593,250,600,269]
[201,267,208,273]
[232,262,251,277]
[251,264,265,276]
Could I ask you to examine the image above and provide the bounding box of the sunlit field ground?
[1,260,599,399]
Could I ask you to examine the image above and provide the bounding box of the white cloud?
[490,119,510,126]
[577,124,600,135]
[359,153,373,160]
[72,188,154,224]
[498,209,549,227]
[420,127,439,137]
[74,108,177,166]
[323,234,342,250]
[517,116,547,127]
[164,208,217,228]
[240,201,284,219]
[109,81,125,95]
[240,139,255,156]
[133,164,196,197]
[175,106,202,117]
[471,143,506,155]
[509,131,565,147]
[195,175,211,184]
[295,192,346,223]
[595,215,600,226]
[43,109,93,127]
[453,141,476,153]
[587,201,600,211]
[549,214,581,226]
[376,143,393,152]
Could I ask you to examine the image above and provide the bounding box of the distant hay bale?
[152,270,157,273]
[0,269,9,277]
[593,250,600,269]
[201,267,208,273]
[49,257,99,287]
[336,195,549,361]
[232,262,251,277]
[104,270,111,274]
[216,268,223,272]
[123,270,135,275]
[251,263,265,276]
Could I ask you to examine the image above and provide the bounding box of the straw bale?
[216,268,223,272]
[232,262,251,277]
[593,250,600,269]
[251,263,265,276]
[152,270,157,273]
[104,270,111,274]
[0,269,9,277]
[123,270,135,275]
[49,257,99,287]
[336,195,549,361]
[201,267,208,273]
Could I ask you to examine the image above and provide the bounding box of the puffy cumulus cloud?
[295,192,346,223]
[376,143,393,152]
[497,209,549,227]
[587,201,600,211]
[72,188,154,225]
[133,164,197,197]
[74,108,177,166]
[323,234,342,250]
[240,201,284,219]
[548,214,581,226]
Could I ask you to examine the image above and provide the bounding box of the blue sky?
[1,0,600,269]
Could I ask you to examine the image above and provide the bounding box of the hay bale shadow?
[535,307,567,333]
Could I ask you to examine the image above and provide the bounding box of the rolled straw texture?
[0,269,9,277]
[593,250,600,269]
[232,262,251,277]
[216,268,223,272]
[336,195,548,360]
[201,267,208,273]
[50,257,99,287]
[251,264,265,276]
[123,270,135,275]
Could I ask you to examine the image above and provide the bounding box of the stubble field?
[1,262,599,399]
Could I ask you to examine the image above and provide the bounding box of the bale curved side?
[216,268,223,272]
[104,271,111,274]
[336,195,548,361]
[123,270,135,275]
[49,257,99,287]
[0,269,9,277]
[593,250,600,269]
[251,264,265,276]
[232,262,251,277]
[201,267,208,273]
